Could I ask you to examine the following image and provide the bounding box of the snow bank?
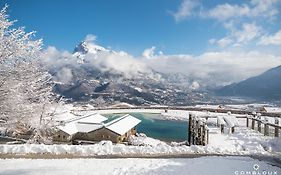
[128,133,166,147]
[0,127,279,157]
[267,137,281,152]
[1,156,280,175]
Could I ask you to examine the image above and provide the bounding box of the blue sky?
[4,0,281,56]
[1,0,281,85]
[2,0,203,55]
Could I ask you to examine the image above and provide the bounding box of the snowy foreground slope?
[0,156,280,175]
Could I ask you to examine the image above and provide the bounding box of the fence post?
[220,124,224,133]
[202,122,206,146]
[264,117,269,136]
[188,114,192,145]
[206,128,209,145]
[252,118,255,130]
[195,120,199,145]
[275,117,279,137]
[257,113,261,132]
[192,118,196,145]
[231,127,235,133]
[258,120,261,133]
[246,117,249,127]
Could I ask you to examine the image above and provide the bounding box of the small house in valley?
[54,113,141,143]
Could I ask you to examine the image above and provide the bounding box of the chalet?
[54,114,141,143]
[91,114,141,143]
[53,113,107,142]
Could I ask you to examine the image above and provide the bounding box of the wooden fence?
[246,116,281,137]
[188,114,209,146]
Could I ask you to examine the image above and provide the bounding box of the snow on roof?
[78,113,107,123]
[58,122,77,135]
[105,114,141,135]
[58,122,103,135]
[75,123,103,133]
[57,113,106,135]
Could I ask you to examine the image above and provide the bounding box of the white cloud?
[250,0,279,18]
[44,31,281,88]
[85,50,152,78]
[259,30,281,45]
[206,3,250,21]
[217,37,233,48]
[43,45,154,79]
[144,51,281,86]
[210,23,262,47]
[53,67,73,84]
[234,23,262,44]
[84,34,97,43]
[205,0,280,21]
[44,44,281,87]
[43,46,77,66]
[173,0,280,49]
[142,46,156,59]
[172,0,200,21]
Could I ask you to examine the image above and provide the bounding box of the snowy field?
[0,156,280,175]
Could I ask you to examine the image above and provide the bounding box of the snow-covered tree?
[0,5,56,142]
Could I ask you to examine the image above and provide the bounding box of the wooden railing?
[91,106,281,118]
[246,116,281,137]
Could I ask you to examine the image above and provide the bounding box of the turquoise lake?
[105,113,188,142]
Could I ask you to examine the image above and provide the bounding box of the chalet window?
[63,135,65,139]
[107,136,110,139]
[58,135,60,138]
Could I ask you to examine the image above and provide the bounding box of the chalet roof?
[57,113,141,136]
[105,114,141,135]
[77,113,107,123]
[57,113,106,135]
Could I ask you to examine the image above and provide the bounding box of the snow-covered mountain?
[50,40,214,106]
[216,65,281,100]
[73,41,111,64]
[73,41,109,55]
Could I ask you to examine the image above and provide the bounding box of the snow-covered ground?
[1,105,281,174]
[0,156,280,175]
[1,105,280,158]
[0,126,280,158]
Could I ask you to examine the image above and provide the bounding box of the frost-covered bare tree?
[0,5,56,142]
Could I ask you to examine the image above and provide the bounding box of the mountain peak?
[73,41,108,55]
